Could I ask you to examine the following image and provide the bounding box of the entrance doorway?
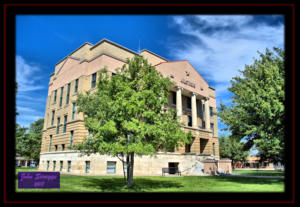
[168,162,179,174]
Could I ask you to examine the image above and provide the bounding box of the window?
[185,144,191,153]
[70,131,73,150]
[53,161,56,171]
[188,116,192,127]
[51,110,55,126]
[91,73,97,88]
[187,97,191,109]
[88,130,92,143]
[59,87,63,107]
[47,161,50,171]
[202,121,205,129]
[199,101,202,116]
[210,107,213,117]
[210,123,214,136]
[72,103,76,120]
[85,161,90,173]
[48,95,51,107]
[107,161,116,174]
[67,161,71,172]
[62,144,65,151]
[213,143,216,156]
[53,90,57,103]
[66,83,70,104]
[74,79,79,93]
[56,117,60,134]
[202,102,205,118]
[168,147,175,152]
[49,135,52,152]
[63,115,67,133]
[55,145,58,151]
[172,91,176,105]
[46,113,49,128]
[60,161,63,171]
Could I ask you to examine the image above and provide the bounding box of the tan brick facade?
[39,38,221,176]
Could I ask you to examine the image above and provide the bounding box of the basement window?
[60,161,63,171]
[85,161,90,173]
[53,161,56,171]
[67,161,71,172]
[107,161,116,174]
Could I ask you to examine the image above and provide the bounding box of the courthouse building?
[38,38,225,176]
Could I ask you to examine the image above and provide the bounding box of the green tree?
[74,56,191,188]
[16,82,19,116]
[16,123,28,156]
[16,119,44,163]
[219,134,248,169]
[218,47,285,164]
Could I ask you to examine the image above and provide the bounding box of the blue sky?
[16,15,284,138]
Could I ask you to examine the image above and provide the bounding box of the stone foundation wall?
[202,159,232,175]
[39,152,215,176]
[218,159,232,174]
[202,160,218,175]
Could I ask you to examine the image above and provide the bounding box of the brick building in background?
[38,38,230,176]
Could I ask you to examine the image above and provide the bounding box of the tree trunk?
[122,159,127,185]
[126,152,134,188]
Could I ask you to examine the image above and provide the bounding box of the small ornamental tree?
[74,56,192,188]
[219,134,248,169]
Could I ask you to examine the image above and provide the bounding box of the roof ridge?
[55,42,92,66]
[141,49,168,62]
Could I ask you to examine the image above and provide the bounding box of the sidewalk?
[224,174,284,179]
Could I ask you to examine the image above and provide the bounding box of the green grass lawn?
[16,168,284,192]
[232,169,284,177]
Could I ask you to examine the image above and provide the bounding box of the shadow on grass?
[81,177,183,192]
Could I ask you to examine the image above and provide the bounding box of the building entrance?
[168,162,179,174]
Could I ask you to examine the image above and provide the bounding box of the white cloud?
[16,55,44,92]
[193,15,252,28]
[17,106,38,113]
[168,15,284,136]
[16,55,46,126]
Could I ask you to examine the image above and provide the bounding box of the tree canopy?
[74,56,192,188]
[16,118,44,163]
[218,47,285,164]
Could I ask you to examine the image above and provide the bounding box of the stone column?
[25,160,28,167]
[204,97,210,130]
[176,87,183,121]
[191,92,198,128]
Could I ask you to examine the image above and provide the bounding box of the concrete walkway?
[223,174,284,179]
